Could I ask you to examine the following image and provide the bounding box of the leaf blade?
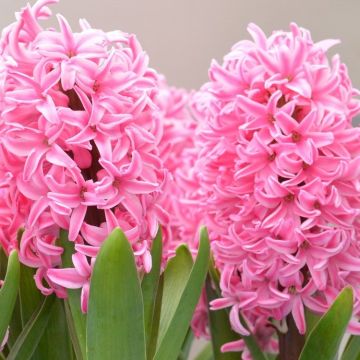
[300,286,353,360]
[153,227,210,360]
[141,227,163,356]
[157,244,193,346]
[86,228,146,360]
[342,335,360,360]
[7,295,55,360]
[37,298,73,360]
[59,230,86,360]
[0,250,20,343]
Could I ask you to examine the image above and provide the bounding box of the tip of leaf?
[342,286,353,296]
[109,227,123,238]
[199,227,209,240]
[103,228,131,254]
[8,249,19,261]
[339,286,354,306]
[175,244,191,257]
[199,227,210,256]
[155,226,163,238]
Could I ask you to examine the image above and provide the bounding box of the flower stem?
[278,315,305,360]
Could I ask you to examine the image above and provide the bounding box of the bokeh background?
[1,0,360,92]
[1,0,360,358]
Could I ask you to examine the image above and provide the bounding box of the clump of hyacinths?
[0,2,212,360]
[1,1,360,360]
[0,0,171,312]
[192,22,360,358]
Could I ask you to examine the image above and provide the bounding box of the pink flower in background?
[193,22,360,355]
[0,0,169,312]
[155,77,208,337]
[156,77,203,255]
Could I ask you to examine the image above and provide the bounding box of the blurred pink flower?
[155,77,208,337]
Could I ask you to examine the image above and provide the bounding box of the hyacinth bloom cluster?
[0,0,170,312]
[193,23,360,352]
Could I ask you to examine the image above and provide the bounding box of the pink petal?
[69,205,87,241]
[47,268,85,289]
[292,296,306,334]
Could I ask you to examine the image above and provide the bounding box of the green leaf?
[87,228,146,360]
[0,250,20,343]
[19,265,42,326]
[299,286,353,360]
[147,275,164,360]
[18,264,46,360]
[205,277,240,360]
[141,227,163,356]
[157,244,193,346]
[59,230,86,360]
[19,248,73,360]
[342,336,360,360]
[153,227,210,360]
[37,298,73,360]
[177,328,194,360]
[304,308,321,339]
[208,259,267,360]
[193,343,214,360]
[7,297,22,349]
[7,295,55,360]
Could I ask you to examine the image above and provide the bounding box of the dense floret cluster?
[193,22,360,352]
[0,0,168,312]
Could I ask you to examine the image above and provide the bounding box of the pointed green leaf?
[153,227,210,360]
[59,230,86,360]
[177,328,194,360]
[300,286,353,360]
[0,250,20,343]
[37,298,73,360]
[7,297,22,349]
[147,275,164,360]
[342,335,360,360]
[87,228,146,360]
[304,308,321,339]
[64,300,84,360]
[18,263,47,360]
[141,227,163,356]
[19,265,42,326]
[157,244,193,346]
[14,235,72,359]
[19,247,73,360]
[7,295,55,360]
